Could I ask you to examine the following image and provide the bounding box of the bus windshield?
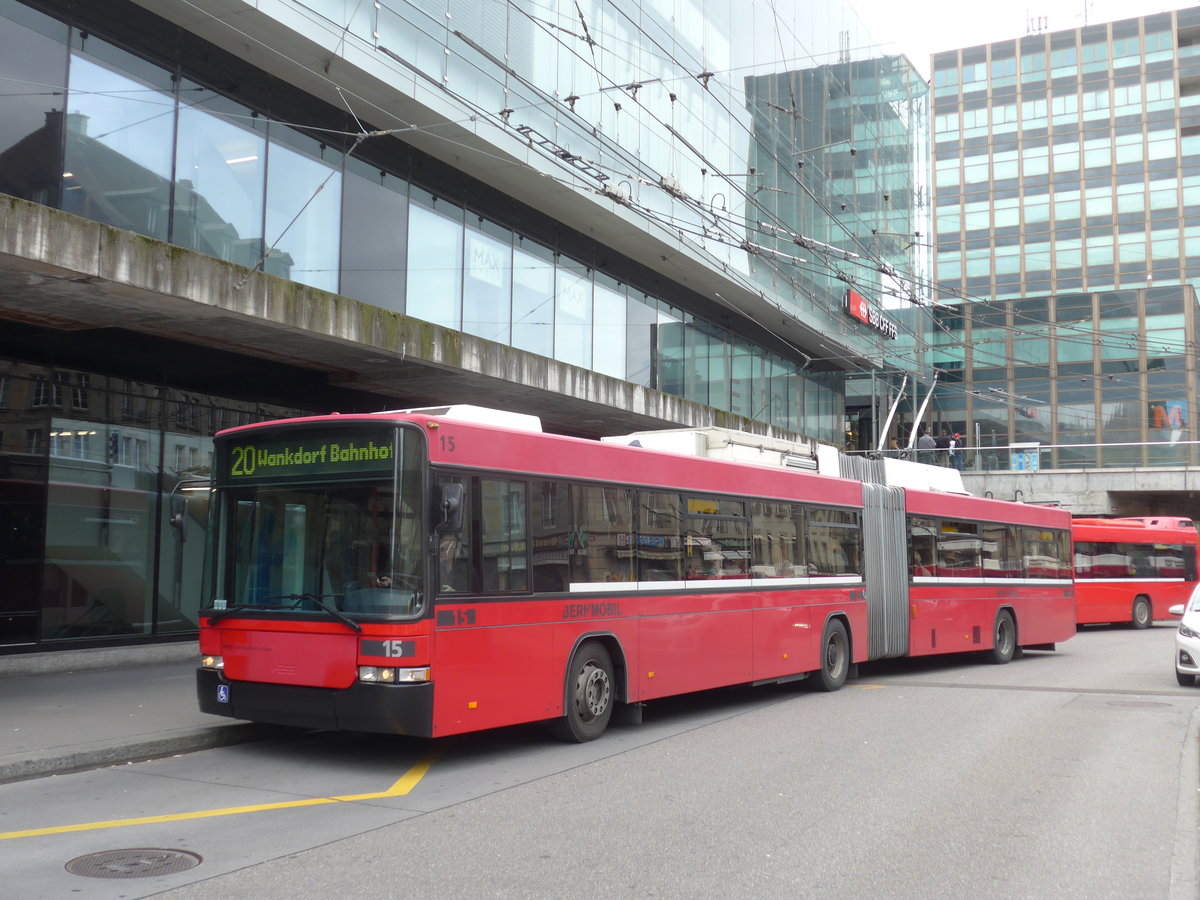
[206,425,425,619]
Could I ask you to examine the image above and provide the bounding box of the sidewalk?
[0,643,285,783]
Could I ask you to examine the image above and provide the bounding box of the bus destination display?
[218,428,397,482]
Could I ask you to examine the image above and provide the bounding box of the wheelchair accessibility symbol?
[217,685,230,703]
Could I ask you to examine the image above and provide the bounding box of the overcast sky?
[849,0,1190,77]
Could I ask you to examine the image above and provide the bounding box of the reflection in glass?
[592,278,626,379]
[480,479,526,592]
[407,199,463,329]
[159,470,210,634]
[174,86,266,269]
[42,398,161,640]
[729,340,756,419]
[0,4,69,207]
[512,241,555,357]
[555,261,592,369]
[626,295,657,387]
[264,130,341,291]
[658,320,686,398]
[769,356,795,431]
[463,222,512,343]
[0,365,51,644]
[340,163,408,311]
[63,51,176,240]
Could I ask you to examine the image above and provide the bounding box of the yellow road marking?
[0,754,437,841]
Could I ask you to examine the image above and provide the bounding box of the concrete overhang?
[126,0,870,373]
[964,467,1200,519]
[0,194,808,439]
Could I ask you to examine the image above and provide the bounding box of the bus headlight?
[358,666,430,684]
[359,666,396,683]
[201,655,224,670]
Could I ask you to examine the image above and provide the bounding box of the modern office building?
[747,57,931,445]
[0,0,928,652]
[930,8,1200,512]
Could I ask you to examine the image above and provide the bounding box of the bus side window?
[908,516,938,578]
[637,491,682,582]
[749,501,803,578]
[807,506,861,576]
[569,484,634,586]
[480,479,528,593]
[531,479,569,592]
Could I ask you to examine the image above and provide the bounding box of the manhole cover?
[65,848,202,879]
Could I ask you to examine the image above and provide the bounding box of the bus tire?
[814,619,850,692]
[551,641,614,742]
[1131,597,1152,629]
[989,610,1016,664]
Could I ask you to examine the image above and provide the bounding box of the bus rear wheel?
[814,619,849,692]
[1131,597,1152,629]
[551,641,614,742]
[989,609,1016,664]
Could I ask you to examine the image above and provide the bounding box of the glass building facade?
[0,0,928,649]
[0,360,312,645]
[930,9,1200,469]
[0,0,929,445]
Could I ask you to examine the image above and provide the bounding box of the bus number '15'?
[231,446,255,476]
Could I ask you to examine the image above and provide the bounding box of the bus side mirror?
[169,478,210,543]
[437,483,464,533]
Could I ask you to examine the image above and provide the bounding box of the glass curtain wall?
[0,0,848,443]
[0,359,311,647]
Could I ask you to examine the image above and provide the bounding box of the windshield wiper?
[205,593,362,632]
[293,593,362,633]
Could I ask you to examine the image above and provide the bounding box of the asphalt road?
[1,623,1196,899]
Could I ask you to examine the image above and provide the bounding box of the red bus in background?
[196,407,1075,742]
[1072,516,1200,627]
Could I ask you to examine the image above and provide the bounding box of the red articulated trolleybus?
[1072,516,1200,627]
[196,407,1075,742]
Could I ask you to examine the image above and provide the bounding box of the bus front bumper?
[196,668,434,737]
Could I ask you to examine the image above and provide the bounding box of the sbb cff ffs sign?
[845,289,897,339]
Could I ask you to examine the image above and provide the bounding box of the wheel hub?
[576,664,610,721]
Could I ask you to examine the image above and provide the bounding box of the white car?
[1170,584,1200,686]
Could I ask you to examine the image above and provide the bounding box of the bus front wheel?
[814,619,849,691]
[551,641,614,742]
[989,610,1016,664]
[1131,597,1152,629]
